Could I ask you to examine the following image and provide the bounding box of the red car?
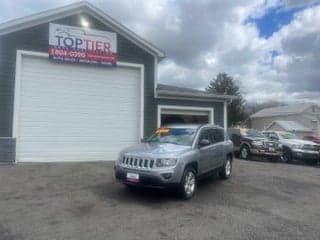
[303,135,320,144]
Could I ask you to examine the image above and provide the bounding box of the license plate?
[126,173,139,183]
[269,147,275,152]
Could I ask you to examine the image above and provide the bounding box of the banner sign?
[49,23,117,66]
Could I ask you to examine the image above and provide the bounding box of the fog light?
[162,173,172,179]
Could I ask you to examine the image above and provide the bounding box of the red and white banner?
[49,23,117,66]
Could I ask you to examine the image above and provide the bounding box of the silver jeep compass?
[114,124,234,199]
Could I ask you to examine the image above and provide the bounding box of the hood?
[245,137,268,141]
[280,139,318,146]
[120,142,193,158]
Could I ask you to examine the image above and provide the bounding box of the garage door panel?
[19,140,135,152]
[16,55,142,162]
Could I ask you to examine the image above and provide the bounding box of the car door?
[210,128,225,168]
[197,128,215,174]
[230,129,241,152]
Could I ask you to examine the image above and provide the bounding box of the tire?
[240,145,250,160]
[219,156,232,179]
[179,167,197,200]
[282,147,292,163]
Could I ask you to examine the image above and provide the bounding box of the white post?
[224,101,228,130]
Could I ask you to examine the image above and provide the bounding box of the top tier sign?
[49,23,117,66]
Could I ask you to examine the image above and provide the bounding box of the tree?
[206,73,247,126]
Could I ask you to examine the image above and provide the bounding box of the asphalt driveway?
[0,160,319,240]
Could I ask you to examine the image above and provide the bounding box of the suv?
[114,124,234,199]
[262,131,320,164]
[228,128,281,160]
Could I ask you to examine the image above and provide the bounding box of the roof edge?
[0,1,166,59]
[250,113,298,118]
[266,120,312,132]
[156,89,239,101]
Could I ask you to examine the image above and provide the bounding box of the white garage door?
[14,53,143,162]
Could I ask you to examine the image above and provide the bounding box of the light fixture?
[81,18,89,28]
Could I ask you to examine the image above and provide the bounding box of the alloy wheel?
[241,147,248,159]
[184,171,195,196]
[225,159,231,176]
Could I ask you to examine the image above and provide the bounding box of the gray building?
[0,1,234,163]
[250,103,320,136]
[264,120,313,138]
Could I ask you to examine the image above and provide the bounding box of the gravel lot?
[0,159,319,240]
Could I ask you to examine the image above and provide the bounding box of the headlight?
[156,158,178,168]
[292,144,303,149]
[252,141,263,146]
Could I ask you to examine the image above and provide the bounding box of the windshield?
[278,132,299,140]
[240,129,265,138]
[146,128,197,146]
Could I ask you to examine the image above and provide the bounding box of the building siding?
[0,138,15,162]
[0,13,156,138]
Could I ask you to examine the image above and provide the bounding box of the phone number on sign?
[49,48,86,58]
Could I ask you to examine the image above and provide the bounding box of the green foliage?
[206,73,247,126]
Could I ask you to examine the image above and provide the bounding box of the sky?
[0,0,320,104]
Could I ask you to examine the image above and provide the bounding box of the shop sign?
[49,23,117,66]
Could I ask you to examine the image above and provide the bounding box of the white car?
[262,131,320,164]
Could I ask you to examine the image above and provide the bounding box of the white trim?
[157,105,214,128]
[155,95,228,103]
[0,1,165,59]
[13,49,145,162]
[154,57,158,98]
[223,101,228,130]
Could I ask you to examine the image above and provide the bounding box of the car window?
[210,128,224,143]
[198,129,212,145]
[278,132,299,139]
[269,133,279,140]
[241,129,265,138]
[146,128,197,146]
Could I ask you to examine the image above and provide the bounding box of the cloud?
[0,0,319,104]
[284,0,318,8]
[269,5,320,93]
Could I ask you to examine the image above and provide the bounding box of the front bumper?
[292,149,320,160]
[251,148,281,157]
[114,165,181,189]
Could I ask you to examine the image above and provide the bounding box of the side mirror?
[199,139,211,148]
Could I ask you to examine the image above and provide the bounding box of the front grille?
[264,141,278,148]
[120,156,156,169]
[302,144,320,151]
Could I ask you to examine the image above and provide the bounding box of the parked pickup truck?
[228,128,282,161]
[262,131,320,164]
[114,124,234,199]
